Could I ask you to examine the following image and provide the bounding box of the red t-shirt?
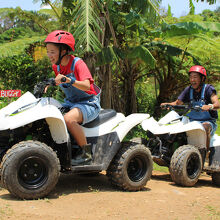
[52,55,97,95]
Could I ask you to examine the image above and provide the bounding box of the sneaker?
[71,144,92,166]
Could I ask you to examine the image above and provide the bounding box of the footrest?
[70,164,103,172]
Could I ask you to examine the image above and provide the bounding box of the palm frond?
[189,0,195,15]
[34,0,62,19]
[127,0,162,25]
[73,0,103,54]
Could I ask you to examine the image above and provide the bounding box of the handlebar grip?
[61,77,66,82]
[161,104,172,109]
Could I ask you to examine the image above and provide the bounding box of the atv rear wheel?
[212,173,220,187]
[130,137,148,146]
[0,141,60,199]
[169,145,202,187]
[107,142,152,191]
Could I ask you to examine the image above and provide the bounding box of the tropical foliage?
[0,0,219,119]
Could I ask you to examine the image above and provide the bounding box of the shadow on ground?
[152,171,215,188]
[0,171,151,201]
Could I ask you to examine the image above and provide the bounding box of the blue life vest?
[187,84,214,122]
[57,57,100,103]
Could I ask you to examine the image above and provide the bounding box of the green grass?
[153,163,169,173]
[206,205,220,219]
[216,115,220,135]
[0,36,46,58]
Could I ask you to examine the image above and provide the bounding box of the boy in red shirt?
[45,30,101,165]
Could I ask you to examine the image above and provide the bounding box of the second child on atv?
[161,65,220,154]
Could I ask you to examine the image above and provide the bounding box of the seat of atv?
[83,109,116,128]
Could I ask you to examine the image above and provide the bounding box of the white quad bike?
[0,79,153,199]
[136,104,220,187]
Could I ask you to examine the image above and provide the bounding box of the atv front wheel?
[212,173,220,187]
[107,142,153,191]
[0,141,60,199]
[169,145,202,187]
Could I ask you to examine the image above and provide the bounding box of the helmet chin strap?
[195,84,202,92]
[55,46,68,65]
[199,76,206,89]
[194,81,204,92]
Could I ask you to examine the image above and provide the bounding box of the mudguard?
[209,135,220,170]
[83,113,126,137]
[142,116,207,149]
[0,92,69,144]
[113,113,150,141]
[83,113,150,141]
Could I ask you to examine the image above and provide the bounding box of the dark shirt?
[178,84,218,119]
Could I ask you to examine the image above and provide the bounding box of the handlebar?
[33,77,67,98]
[61,77,66,82]
[33,78,55,98]
[161,104,202,112]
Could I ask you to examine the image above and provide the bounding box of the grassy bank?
[0,36,46,58]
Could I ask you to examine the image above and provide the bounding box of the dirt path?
[0,171,220,220]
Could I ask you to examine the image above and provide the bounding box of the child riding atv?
[45,30,101,165]
[161,65,220,153]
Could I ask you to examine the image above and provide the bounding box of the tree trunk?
[100,65,112,109]
[121,63,137,116]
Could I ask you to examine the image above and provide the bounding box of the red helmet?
[45,30,75,51]
[189,65,207,78]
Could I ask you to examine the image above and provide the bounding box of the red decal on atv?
[0,90,21,97]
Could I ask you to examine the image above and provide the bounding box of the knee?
[202,123,211,134]
[64,114,78,126]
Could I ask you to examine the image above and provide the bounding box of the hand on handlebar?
[201,105,212,111]
[44,85,49,93]
[33,78,55,98]
[160,103,174,110]
[55,74,66,85]
[55,74,76,85]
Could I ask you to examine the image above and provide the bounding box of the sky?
[0,0,219,18]
[161,0,220,17]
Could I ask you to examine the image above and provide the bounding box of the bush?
[0,54,53,94]
[123,77,157,142]
[136,77,157,116]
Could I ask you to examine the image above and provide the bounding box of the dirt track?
[0,170,220,220]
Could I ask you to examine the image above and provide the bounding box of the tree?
[189,0,195,15]
[201,8,220,22]
[0,7,57,36]
[35,0,219,116]
[65,0,160,114]
[196,0,217,4]
[2,0,220,118]
[144,19,220,116]
[167,4,172,17]
[95,0,160,114]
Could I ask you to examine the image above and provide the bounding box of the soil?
[0,170,220,220]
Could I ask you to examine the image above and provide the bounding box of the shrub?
[0,54,53,94]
